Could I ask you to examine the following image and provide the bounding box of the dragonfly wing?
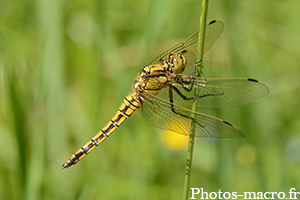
[148,20,224,68]
[157,76,269,108]
[140,92,244,138]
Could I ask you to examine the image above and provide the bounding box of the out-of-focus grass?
[1,0,300,199]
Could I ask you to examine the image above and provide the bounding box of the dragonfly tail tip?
[62,163,69,169]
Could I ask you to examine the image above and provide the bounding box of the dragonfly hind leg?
[168,86,205,129]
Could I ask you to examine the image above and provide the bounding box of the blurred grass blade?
[7,67,28,200]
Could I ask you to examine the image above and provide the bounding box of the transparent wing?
[157,76,270,108]
[140,92,244,138]
[148,20,224,68]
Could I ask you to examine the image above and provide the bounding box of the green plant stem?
[182,0,209,199]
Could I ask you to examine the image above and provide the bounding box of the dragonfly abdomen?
[62,94,142,169]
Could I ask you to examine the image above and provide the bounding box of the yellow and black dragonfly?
[62,20,269,168]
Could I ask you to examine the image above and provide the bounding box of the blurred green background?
[1,0,300,199]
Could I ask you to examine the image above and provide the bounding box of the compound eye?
[168,53,186,74]
[179,54,186,65]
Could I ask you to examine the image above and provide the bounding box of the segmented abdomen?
[62,93,142,168]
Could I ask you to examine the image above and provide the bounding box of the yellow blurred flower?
[160,130,190,151]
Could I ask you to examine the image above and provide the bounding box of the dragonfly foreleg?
[193,60,203,77]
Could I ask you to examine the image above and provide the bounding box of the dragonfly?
[62,20,269,169]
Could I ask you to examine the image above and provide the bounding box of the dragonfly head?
[168,53,186,74]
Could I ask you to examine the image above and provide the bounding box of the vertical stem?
[182,0,209,199]
[196,0,209,76]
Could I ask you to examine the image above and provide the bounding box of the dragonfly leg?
[174,76,196,92]
[172,86,194,100]
[193,60,203,77]
[168,86,204,128]
[199,92,224,98]
[172,83,224,101]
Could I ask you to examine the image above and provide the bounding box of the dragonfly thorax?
[168,53,186,74]
[133,63,174,99]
